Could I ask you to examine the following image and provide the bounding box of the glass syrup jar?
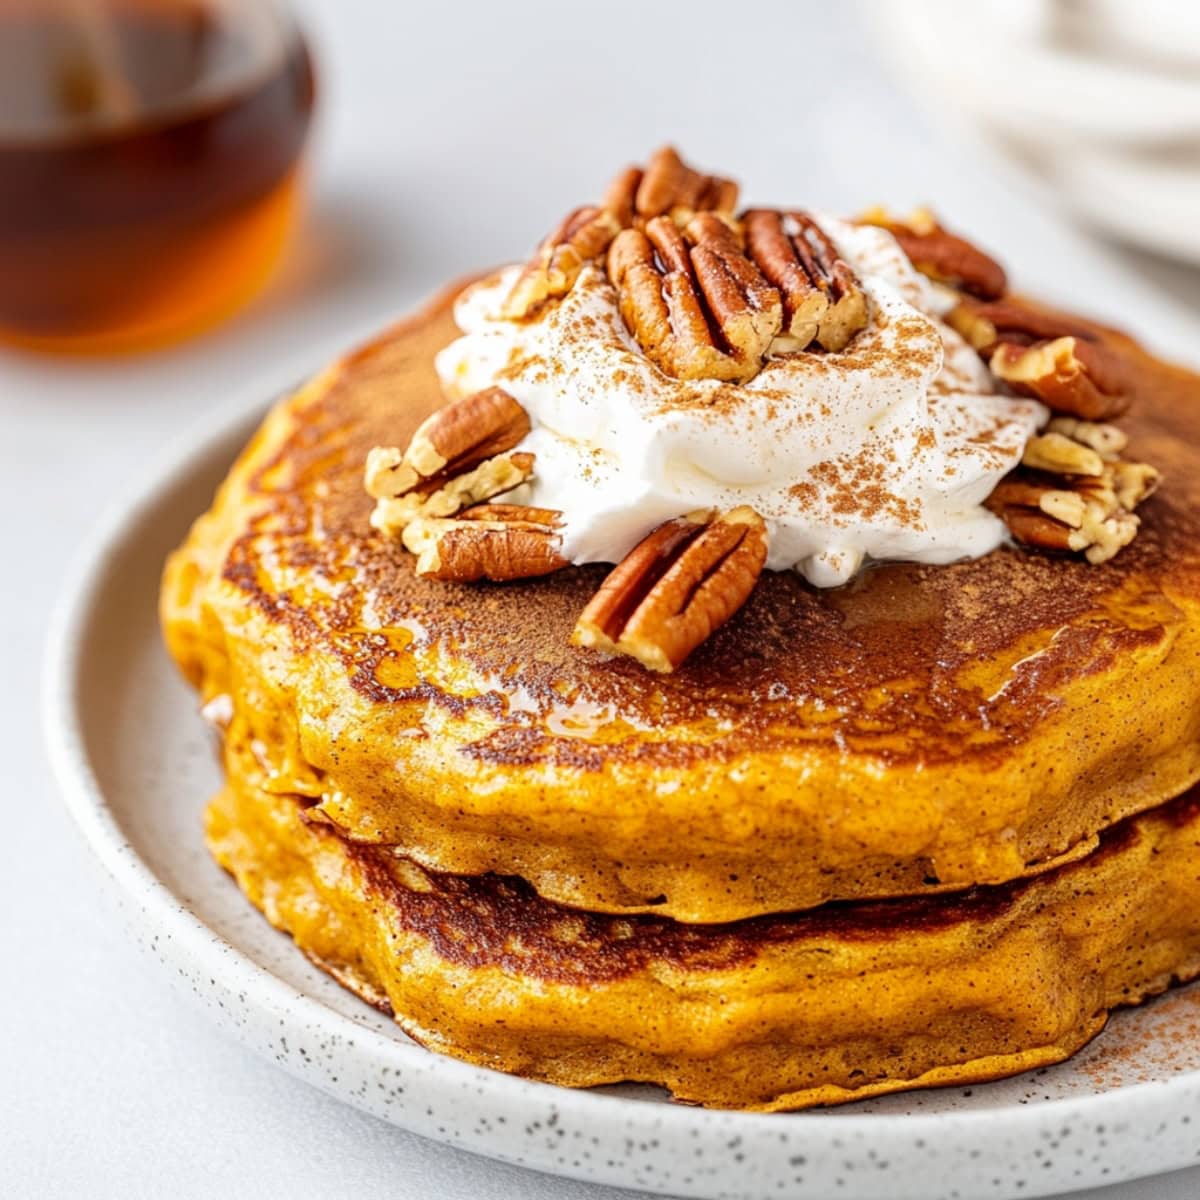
[0,0,316,353]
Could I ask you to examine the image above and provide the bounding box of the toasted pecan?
[988,418,1159,565]
[572,507,768,672]
[365,388,534,536]
[505,148,740,321]
[609,216,782,383]
[625,146,739,225]
[945,297,1095,355]
[860,206,1007,299]
[403,509,567,582]
[502,206,623,319]
[744,210,868,352]
[991,337,1133,422]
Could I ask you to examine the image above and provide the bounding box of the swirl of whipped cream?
[435,216,1045,587]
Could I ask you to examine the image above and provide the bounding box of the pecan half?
[609,215,783,383]
[987,418,1159,564]
[990,337,1133,421]
[744,210,868,352]
[504,148,739,321]
[402,507,566,582]
[601,166,643,228]
[502,205,623,319]
[859,206,1007,300]
[366,388,534,536]
[572,507,767,672]
[607,146,739,228]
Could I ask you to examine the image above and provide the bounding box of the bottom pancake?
[208,744,1200,1110]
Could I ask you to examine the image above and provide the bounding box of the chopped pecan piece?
[458,503,563,526]
[859,206,1007,299]
[990,337,1133,421]
[609,215,782,383]
[572,507,767,672]
[1110,460,1161,511]
[402,507,566,582]
[987,418,1159,565]
[988,477,1140,565]
[744,210,868,352]
[365,388,534,536]
[1036,416,1127,461]
[945,297,1094,355]
[371,454,536,540]
[502,205,623,319]
[948,297,1141,421]
[366,387,530,497]
[1021,429,1106,476]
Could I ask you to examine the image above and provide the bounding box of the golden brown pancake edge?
[208,728,1200,1111]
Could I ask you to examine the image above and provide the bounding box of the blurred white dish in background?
[871,0,1200,264]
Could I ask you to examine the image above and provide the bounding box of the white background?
[5,2,1200,1196]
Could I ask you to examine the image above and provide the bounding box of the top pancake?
[162,279,1200,922]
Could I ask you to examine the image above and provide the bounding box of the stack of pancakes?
[161,283,1200,1110]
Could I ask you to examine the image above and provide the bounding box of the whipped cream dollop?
[435,215,1046,587]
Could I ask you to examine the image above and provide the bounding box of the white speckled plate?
[43,389,1200,1200]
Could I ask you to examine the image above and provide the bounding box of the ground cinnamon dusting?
[803,456,923,526]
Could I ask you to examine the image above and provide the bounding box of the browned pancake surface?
[225,293,1199,763]
[164,281,1200,920]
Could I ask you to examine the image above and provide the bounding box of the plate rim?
[41,370,1200,1198]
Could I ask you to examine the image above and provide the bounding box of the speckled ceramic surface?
[44,394,1200,1200]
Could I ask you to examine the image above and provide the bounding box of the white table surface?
[5,2,1200,1196]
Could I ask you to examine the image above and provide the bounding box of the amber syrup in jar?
[0,0,315,353]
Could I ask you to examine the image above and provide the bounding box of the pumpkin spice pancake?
[163,148,1200,927]
[208,729,1200,1111]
